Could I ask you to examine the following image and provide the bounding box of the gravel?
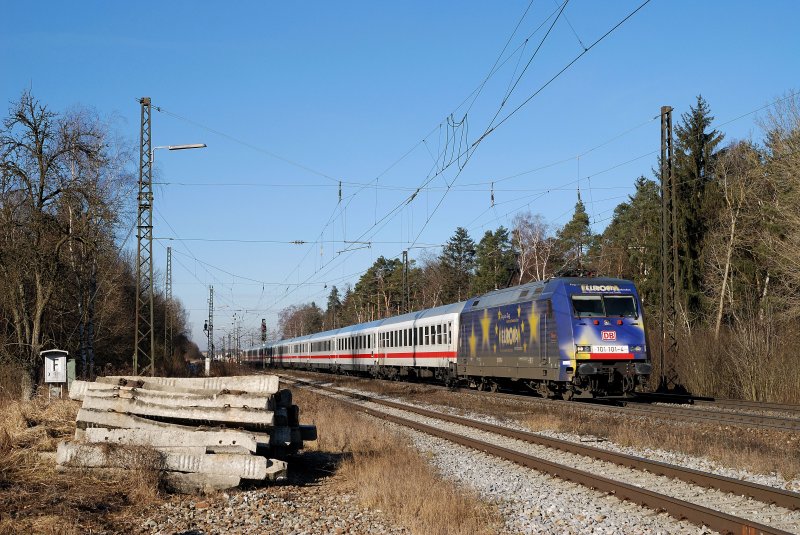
[128,454,409,535]
[335,383,800,493]
[401,423,712,535]
[350,397,800,534]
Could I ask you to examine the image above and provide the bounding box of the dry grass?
[287,370,800,482]
[0,395,162,534]
[294,387,505,535]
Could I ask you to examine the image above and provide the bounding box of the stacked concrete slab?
[58,375,317,493]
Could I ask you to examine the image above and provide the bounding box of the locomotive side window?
[572,295,604,317]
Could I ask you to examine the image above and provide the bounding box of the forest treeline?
[279,95,800,403]
[0,92,197,397]
[2,90,798,402]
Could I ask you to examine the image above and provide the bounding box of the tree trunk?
[714,216,737,338]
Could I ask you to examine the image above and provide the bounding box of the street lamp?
[141,142,206,375]
[150,142,205,376]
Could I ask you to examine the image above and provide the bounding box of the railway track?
[275,368,800,432]
[694,398,800,415]
[282,375,800,535]
[579,398,800,432]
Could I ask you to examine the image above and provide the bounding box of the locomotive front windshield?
[572,295,638,318]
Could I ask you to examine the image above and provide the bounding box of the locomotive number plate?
[591,345,629,353]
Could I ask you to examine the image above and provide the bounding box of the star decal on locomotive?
[468,325,477,357]
[480,309,491,349]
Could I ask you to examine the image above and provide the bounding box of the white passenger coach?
[246,301,465,380]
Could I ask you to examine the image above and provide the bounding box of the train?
[242,277,652,399]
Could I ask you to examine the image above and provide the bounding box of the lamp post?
[155,143,205,376]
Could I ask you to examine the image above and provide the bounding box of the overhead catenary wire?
[156,8,797,335]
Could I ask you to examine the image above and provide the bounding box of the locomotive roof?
[269,300,467,346]
[462,277,635,311]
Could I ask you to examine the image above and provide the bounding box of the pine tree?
[554,197,593,274]
[673,95,723,323]
[324,286,341,329]
[596,176,661,309]
[473,226,516,294]
[439,227,476,302]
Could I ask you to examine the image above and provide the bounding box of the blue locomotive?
[246,277,652,399]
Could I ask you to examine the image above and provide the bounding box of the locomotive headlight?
[576,345,591,352]
[633,345,643,352]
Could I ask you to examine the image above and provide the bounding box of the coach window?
[402,330,407,347]
[423,326,428,345]
[417,327,422,345]
[436,324,442,345]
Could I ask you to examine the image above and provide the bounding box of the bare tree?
[707,141,759,338]
[512,211,554,282]
[0,91,132,394]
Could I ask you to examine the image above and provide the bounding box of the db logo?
[601,331,616,341]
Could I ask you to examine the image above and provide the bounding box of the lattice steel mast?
[164,246,172,363]
[659,105,679,390]
[207,285,214,376]
[134,97,154,376]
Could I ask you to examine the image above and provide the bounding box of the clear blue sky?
[2,1,798,350]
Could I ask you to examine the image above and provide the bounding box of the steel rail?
[286,377,795,535]
[279,369,800,432]
[695,399,800,414]
[590,402,800,432]
[286,377,800,511]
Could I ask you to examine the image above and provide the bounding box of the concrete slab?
[83,386,271,410]
[81,395,274,428]
[163,471,241,493]
[97,375,279,394]
[265,458,288,481]
[58,442,272,479]
[84,427,259,452]
[76,409,273,445]
[69,380,91,401]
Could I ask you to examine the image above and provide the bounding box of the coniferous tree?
[324,286,341,329]
[673,95,723,324]
[473,226,516,294]
[594,177,661,309]
[439,227,476,302]
[554,197,593,275]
